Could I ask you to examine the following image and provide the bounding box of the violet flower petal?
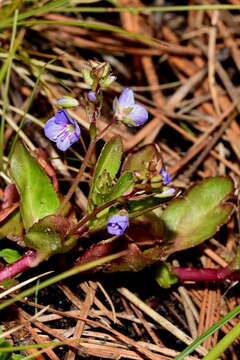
[54,110,71,124]
[44,117,65,141]
[128,104,148,126]
[107,214,129,236]
[56,135,72,152]
[118,88,135,108]
[160,168,172,186]
[70,130,81,144]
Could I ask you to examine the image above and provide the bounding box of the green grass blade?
[0,341,66,353]
[0,0,68,30]
[174,304,240,360]
[0,9,19,171]
[202,322,240,360]
[16,4,240,15]
[10,20,157,45]
[0,251,125,311]
[8,57,57,160]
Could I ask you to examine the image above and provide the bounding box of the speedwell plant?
[0,60,239,287]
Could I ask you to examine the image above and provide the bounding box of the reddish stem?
[173,267,240,282]
[0,250,37,282]
[1,251,240,284]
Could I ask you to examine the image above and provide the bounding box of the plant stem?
[173,267,240,282]
[69,198,119,236]
[202,321,240,360]
[0,250,37,282]
[56,139,96,216]
[57,119,117,216]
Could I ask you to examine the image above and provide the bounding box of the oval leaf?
[0,248,21,264]
[88,136,123,211]
[161,177,234,256]
[0,210,24,241]
[10,142,60,231]
[25,214,72,260]
[122,144,162,178]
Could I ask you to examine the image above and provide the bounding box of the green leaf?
[10,142,60,231]
[0,248,21,264]
[128,194,167,215]
[88,136,123,211]
[105,244,166,273]
[0,210,24,241]
[0,330,11,360]
[89,192,167,233]
[25,214,76,260]
[161,177,234,256]
[122,144,162,179]
[101,172,134,204]
[155,263,178,288]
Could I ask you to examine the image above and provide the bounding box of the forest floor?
[0,1,240,359]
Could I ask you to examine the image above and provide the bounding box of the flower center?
[110,223,121,231]
[67,124,75,133]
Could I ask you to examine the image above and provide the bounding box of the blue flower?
[44,110,81,151]
[160,168,172,186]
[107,214,129,236]
[113,88,148,126]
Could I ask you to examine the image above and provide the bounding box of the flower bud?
[82,67,94,86]
[157,187,176,198]
[100,75,116,89]
[82,61,116,90]
[91,61,110,80]
[57,96,79,109]
[87,91,97,101]
[160,168,172,186]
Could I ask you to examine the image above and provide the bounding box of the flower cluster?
[82,61,116,90]
[43,69,148,237]
[113,88,148,126]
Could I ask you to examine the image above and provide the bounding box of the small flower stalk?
[44,109,81,151]
[107,214,129,236]
[113,88,148,126]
